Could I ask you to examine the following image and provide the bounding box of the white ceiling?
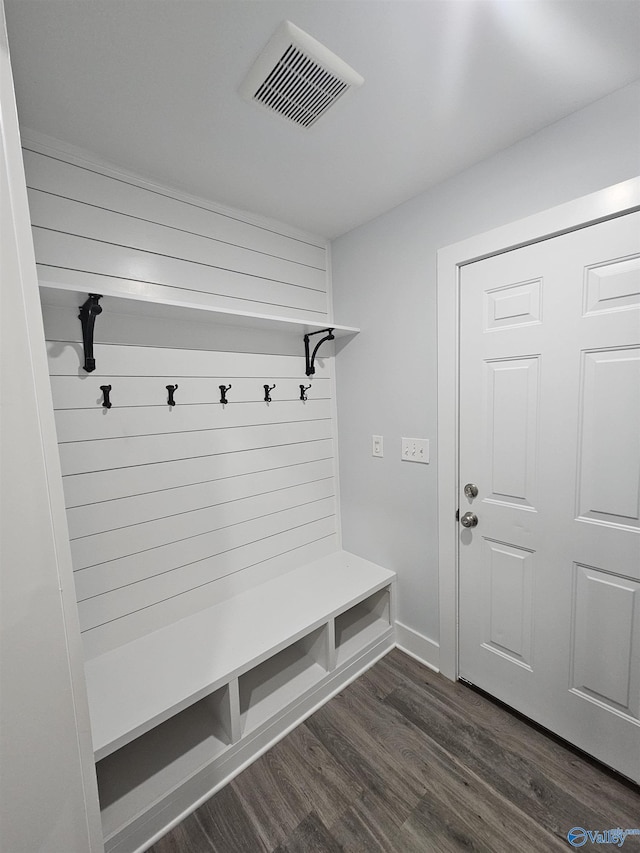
[5,0,640,239]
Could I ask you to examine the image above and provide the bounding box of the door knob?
[464,483,478,499]
[460,512,478,528]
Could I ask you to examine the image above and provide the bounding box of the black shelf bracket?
[304,328,334,377]
[78,293,103,373]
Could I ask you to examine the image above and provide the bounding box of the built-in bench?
[87,550,396,853]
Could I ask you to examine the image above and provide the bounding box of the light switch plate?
[401,437,429,463]
[372,435,384,457]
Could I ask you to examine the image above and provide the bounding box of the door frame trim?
[436,177,640,681]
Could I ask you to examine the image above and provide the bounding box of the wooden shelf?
[38,279,359,338]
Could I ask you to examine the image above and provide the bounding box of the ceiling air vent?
[240,21,364,128]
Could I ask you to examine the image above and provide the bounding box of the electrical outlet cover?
[401,437,429,463]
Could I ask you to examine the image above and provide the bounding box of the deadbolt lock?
[464,483,479,499]
[460,512,478,528]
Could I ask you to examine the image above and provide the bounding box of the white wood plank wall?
[24,147,328,319]
[27,147,340,660]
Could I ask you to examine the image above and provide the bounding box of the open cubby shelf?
[335,588,391,667]
[97,686,233,842]
[87,550,395,852]
[239,626,328,736]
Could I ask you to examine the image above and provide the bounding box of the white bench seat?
[85,550,395,762]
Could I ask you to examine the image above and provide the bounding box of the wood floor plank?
[147,812,216,853]
[382,648,640,809]
[399,742,568,853]
[305,691,428,821]
[382,649,639,818]
[272,811,343,853]
[258,722,361,827]
[345,652,412,700]
[328,790,427,853]
[228,748,313,850]
[385,674,640,834]
[148,649,640,853]
[188,784,269,853]
[333,676,567,851]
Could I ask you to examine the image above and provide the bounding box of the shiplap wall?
[27,145,340,659]
[25,147,328,319]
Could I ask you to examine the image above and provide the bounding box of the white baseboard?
[395,621,440,672]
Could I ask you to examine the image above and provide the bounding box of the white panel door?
[459,211,640,783]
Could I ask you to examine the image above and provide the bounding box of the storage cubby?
[84,552,394,851]
[334,588,391,667]
[96,685,234,843]
[239,625,329,736]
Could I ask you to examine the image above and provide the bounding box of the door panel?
[584,255,640,314]
[484,278,543,329]
[571,565,640,718]
[485,357,539,508]
[481,538,535,668]
[577,348,640,527]
[459,210,640,783]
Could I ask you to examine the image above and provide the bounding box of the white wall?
[0,9,102,850]
[25,144,340,659]
[331,80,640,661]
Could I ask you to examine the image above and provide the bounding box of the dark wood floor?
[149,649,640,852]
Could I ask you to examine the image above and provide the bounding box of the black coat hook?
[264,383,276,403]
[219,384,232,405]
[300,384,312,401]
[100,385,112,409]
[166,384,178,406]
